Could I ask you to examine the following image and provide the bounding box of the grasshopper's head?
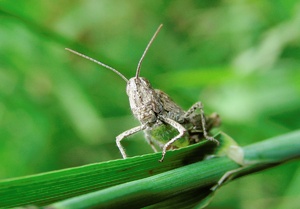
[127,77,162,124]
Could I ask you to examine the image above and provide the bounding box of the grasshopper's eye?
[141,78,151,87]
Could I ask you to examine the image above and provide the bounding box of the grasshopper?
[66,24,220,162]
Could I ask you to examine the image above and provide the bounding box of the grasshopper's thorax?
[127,77,163,125]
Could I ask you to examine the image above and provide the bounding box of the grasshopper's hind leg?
[183,102,219,145]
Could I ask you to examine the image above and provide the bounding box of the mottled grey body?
[121,76,219,161]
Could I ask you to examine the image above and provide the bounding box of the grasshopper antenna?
[135,24,163,78]
[65,48,129,83]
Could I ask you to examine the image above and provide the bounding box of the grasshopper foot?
[206,136,219,145]
[159,154,165,162]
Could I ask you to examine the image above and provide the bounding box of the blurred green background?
[0,0,299,208]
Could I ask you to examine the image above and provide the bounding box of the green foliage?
[0,1,300,208]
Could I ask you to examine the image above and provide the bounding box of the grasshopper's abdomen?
[146,123,190,148]
[146,112,220,149]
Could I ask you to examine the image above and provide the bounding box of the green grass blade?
[0,131,299,208]
[47,130,300,209]
[48,157,237,209]
[243,130,300,164]
[0,140,217,207]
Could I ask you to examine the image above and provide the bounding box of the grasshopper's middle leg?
[145,132,164,152]
[116,124,146,159]
[183,102,219,144]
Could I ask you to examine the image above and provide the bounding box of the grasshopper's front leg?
[116,124,146,159]
[183,102,219,144]
[159,116,187,162]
